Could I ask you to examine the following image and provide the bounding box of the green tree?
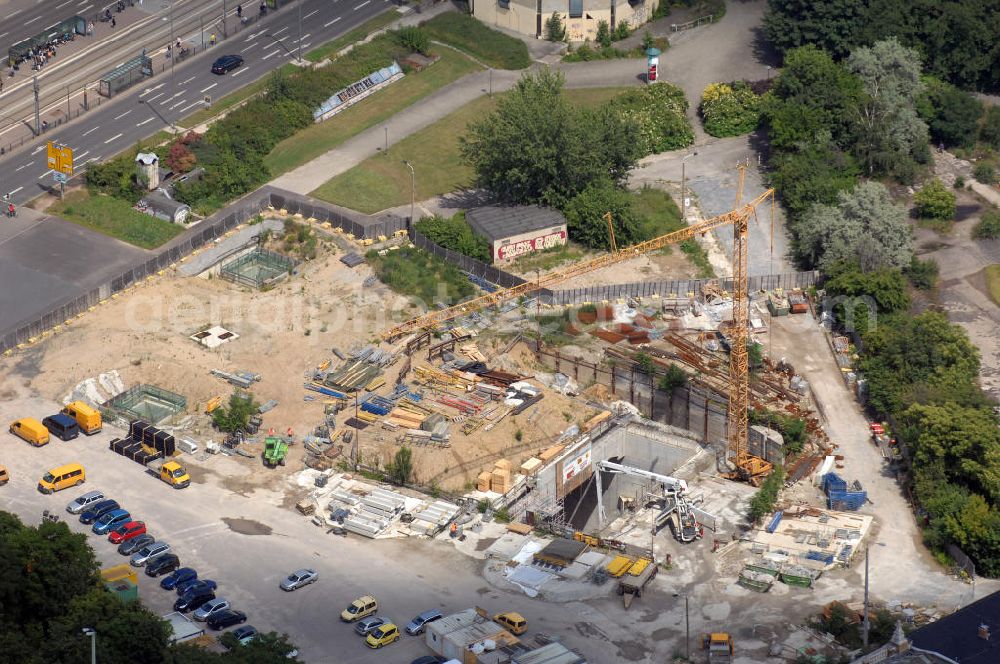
[561,178,641,249]
[980,107,1000,150]
[763,0,866,58]
[604,82,694,155]
[212,390,260,433]
[796,181,912,271]
[658,364,688,391]
[913,178,956,221]
[823,261,910,334]
[748,466,786,522]
[917,77,983,149]
[767,133,861,220]
[544,12,566,42]
[634,352,655,374]
[388,446,414,485]
[414,213,491,262]
[847,38,929,178]
[596,20,612,47]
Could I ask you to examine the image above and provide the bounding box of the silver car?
[354,615,391,637]
[130,541,170,567]
[66,490,104,514]
[279,568,318,591]
[193,597,230,622]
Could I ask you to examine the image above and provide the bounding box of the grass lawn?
[263,47,482,177]
[50,191,184,250]
[420,12,530,70]
[367,245,475,305]
[179,64,296,128]
[983,264,1000,307]
[311,87,631,213]
[630,186,715,277]
[305,12,400,63]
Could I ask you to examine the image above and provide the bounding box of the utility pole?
[297,0,302,61]
[404,160,415,224]
[383,126,388,155]
[33,76,40,136]
[169,1,175,80]
[862,544,870,648]
[223,0,228,38]
[681,152,697,221]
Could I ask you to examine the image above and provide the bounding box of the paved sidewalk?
[272,2,770,196]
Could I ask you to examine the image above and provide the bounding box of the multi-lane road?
[0,0,391,202]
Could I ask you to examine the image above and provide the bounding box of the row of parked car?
[10,401,103,446]
[67,490,253,635]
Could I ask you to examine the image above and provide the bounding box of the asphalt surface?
[0,204,147,331]
[0,0,391,203]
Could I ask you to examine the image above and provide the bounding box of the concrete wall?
[492,225,567,263]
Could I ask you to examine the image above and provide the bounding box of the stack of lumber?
[538,444,566,463]
[450,326,476,339]
[477,471,492,492]
[386,398,433,428]
[491,459,513,493]
[414,365,466,388]
[460,343,487,362]
[520,457,543,475]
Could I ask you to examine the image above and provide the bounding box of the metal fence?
[267,190,408,240]
[411,231,529,290]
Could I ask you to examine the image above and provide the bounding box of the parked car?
[79,499,119,524]
[355,615,392,637]
[211,54,243,74]
[118,533,154,556]
[93,509,131,535]
[66,490,104,514]
[193,598,231,622]
[108,521,146,544]
[405,609,443,635]
[279,568,317,591]
[42,413,79,441]
[175,589,216,613]
[340,595,377,622]
[130,541,170,566]
[410,657,448,664]
[177,579,217,596]
[160,567,198,591]
[494,612,528,636]
[227,625,258,647]
[207,609,247,630]
[365,623,400,648]
[145,553,181,577]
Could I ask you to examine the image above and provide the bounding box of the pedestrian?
[88,21,94,36]
[166,43,171,58]
[0,79,4,93]
[210,33,216,46]
[111,16,116,28]
[236,3,242,17]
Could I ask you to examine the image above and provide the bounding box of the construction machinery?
[380,170,774,484]
[702,633,735,663]
[263,435,289,467]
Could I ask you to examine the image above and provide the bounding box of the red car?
[108,521,146,544]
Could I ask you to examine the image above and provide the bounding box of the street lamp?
[403,160,415,224]
[672,593,690,661]
[681,151,698,222]
[82,627,96,664]
[766,65,773,81]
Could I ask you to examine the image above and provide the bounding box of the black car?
[118,533,155,556]
[146,553,181,577]
[410,657,448,664]
[79,499,119,525]
[175,589,216,613]
[211,54,243,74]
[207,609,247,631]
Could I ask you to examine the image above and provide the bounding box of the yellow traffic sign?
[46,142,74,176]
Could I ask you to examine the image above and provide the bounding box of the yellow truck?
[148,459,191,489]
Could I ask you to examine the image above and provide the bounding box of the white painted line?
[16,163,30,172]
[179,75,197,85]
[82,125,100,136]
[45,22,60,31]
[31,145,45,155]
[76,150,90,160]
[261,49,278,60]
[272,26,288,36]
[136,117,154,126]
[114,109,133,120]
[38,170,52,179]
[303,9,318,19]
[354,0,370,9]
[104,133,123,144]
[78,2,93,10]
[139,82,165,97]
[0,32,7,40]
[8,186,23,196]
[199,82,217,93]
[299,42,311,50]
[23,16,41,25]
[56,0,73,8]
[85,156,99,163]
[323,17,341,27]
[167,90,184,100]
[178,100,202,113]
[5,10,21,19]
[232,66,249,77]
[168,99,187,110]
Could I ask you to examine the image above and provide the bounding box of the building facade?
[470,0,657,42]
[466,205,568,264]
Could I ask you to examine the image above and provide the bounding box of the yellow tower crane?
[381,174,775,482]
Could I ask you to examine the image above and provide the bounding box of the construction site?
[0,168,979,663]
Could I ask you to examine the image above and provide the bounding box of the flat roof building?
[466,205,567,264]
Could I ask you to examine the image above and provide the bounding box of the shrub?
[562,178,641,249]
[85,152,144,203]
[905,257,939,290]
[414,213,491,262]
[614,22,630,41]
[748,466,786,522]
[973,209,1000,240]
[596,20,612,48]
[396,26,430,55]
[700,81,761,137]
[954,175,965,189]
[973,162,997,185]
[980,107,1000,150]
[913,178,956,221]
[658,364,688,391]
[605,82,694,155]
[544,13,566,42]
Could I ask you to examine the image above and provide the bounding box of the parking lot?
[2,392,685,663]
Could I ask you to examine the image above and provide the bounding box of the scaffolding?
[219,248,296,289]
[101,384,186,425]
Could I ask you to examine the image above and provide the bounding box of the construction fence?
[411,231,529,290]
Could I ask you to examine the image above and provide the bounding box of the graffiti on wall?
[496,230,567,262]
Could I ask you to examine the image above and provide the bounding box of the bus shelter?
[99,54,153,97]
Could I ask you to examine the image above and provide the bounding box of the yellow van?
[62,401,102,435]
[38,463,86,494]
[10,418,50,446]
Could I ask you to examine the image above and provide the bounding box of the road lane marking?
[272,26,288,36]
[56,0,73,8]
[8,186,23,195]
[178,100,203,113]
[139,82,165,97]
[199,82,217,93]
[38,170,52,179]
[299,42,311,50]
[303,9,318,19]
[261,49,278,60]
[168,99,187,110]
[16,163,30,171]
[323,17,341,27]
[76,150,89,160]
[78,2,92,10]
[146,92,164,102]
[179,75,197,85]
[31,145,45,155]
[5,10,21,19]
[136,117,154,126]
[85,156,99,163]
[114,109,132,120]
[0,32,7,40]
[23,16,41,25]
[232,66,249,77]
[82,125,100,136]
[104,133,123,144]
[354,0,370,9]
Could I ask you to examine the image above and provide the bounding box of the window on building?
[568,0,583,18]
[498,0,510,7]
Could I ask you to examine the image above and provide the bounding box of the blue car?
[161,567,198,591]
[176,579,217,597]
[92,508,131,535]
[79,499,119,525]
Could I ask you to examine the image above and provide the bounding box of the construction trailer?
[617,557,658,609]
